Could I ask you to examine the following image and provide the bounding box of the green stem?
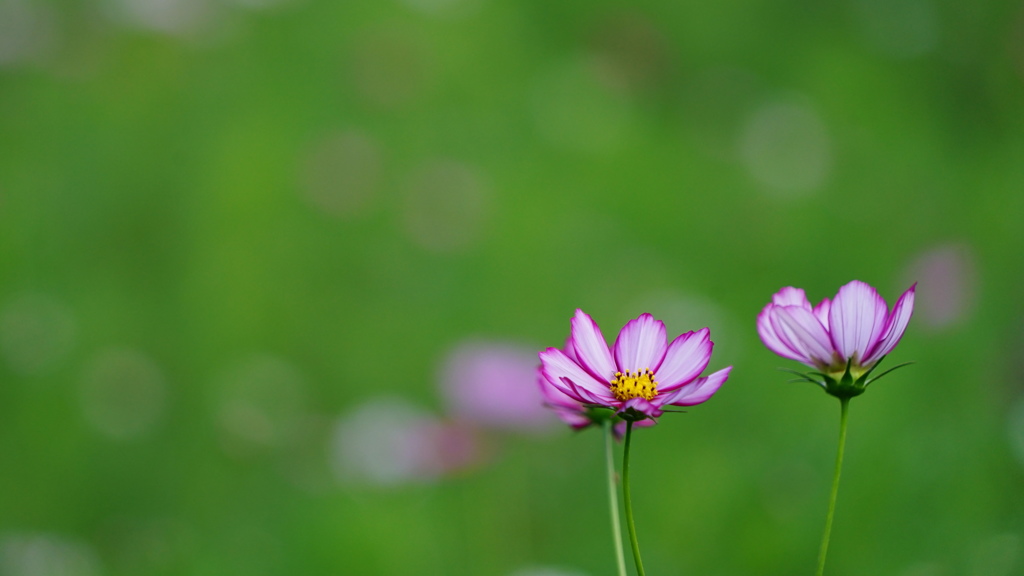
[622,421,646,576]
[604,421,628,576]
[816,397,850,576]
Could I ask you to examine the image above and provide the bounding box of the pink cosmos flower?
[757,280,915,397]
[539,310,731,421]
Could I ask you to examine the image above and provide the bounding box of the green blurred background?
[2,0,1024,574]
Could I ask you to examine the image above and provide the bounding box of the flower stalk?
[757,281,916,576]
[539,308,731,576]
[816,396,850,576]
[604,420,628,576]
[622,421,645,576]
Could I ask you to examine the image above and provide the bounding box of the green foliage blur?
[2,0,1024,574]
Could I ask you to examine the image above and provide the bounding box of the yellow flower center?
[610,369,658,402]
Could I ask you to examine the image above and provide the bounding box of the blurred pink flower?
[903,243,976,330]
[439,340,556,431]
[331,397,482,486]
[539,309,731,421]
[758,280,915,397]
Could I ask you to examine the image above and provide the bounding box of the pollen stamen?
[610,368,658,402]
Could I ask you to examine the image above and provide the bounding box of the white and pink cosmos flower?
[758,280,916,397]
[539,310,731,421]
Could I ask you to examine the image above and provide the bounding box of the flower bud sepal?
[617,406,654,424]
[779,356,915,400]
[581,405,620,426]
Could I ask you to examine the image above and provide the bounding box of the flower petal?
[564,377,613,405]
[655,328,712,392]
[828,280,888,362]
[620,397,662,419]
[537,373,591,428]
[769,306,835,366]
[757,305,808,363]
[552,408,591,429]
[539,347,614,403]
[659,366,731,407]
[813,298,831,330]
[570,309,616,381]
[772,286,812,309]
[613,313,667,373]
[562,336,577,362]
[540,368,587,403]
[537,369,580,410]
[862,283,916,365]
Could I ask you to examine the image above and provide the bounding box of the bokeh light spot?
[398,0,468,16]
[0,533,101,576]
[1007,394,1024,471]
[215,355,308,457]
[587,12,672,96]
[102,0,216,37]
[852,0,939,59]
[738,97,832,197]
[902,243,977,330]
[98,518,192,575]
[299,131,382,219]
[0,0,55,67]
[402,159,491,253]
[222,0,295,12]
[679,67,763,159]
[350,28,432,108]
[531,56,635,154]
[331,397,481,486]
[0,293,77,376]
[968,533,1019,576]
[899,562,949,576]
[80,347,168,441]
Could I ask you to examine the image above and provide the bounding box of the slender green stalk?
[622,421,646,576]
[603,421,628,576]
[816,397,850,576]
